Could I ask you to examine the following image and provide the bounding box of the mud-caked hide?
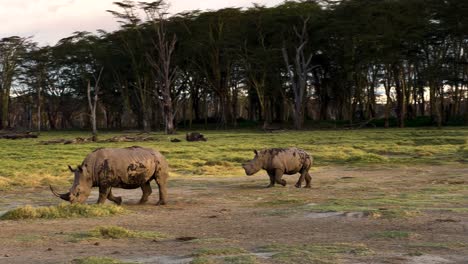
[51,146,169,205]
[242,147,313,188]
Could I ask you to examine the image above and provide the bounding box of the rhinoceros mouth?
[49,185,71,201]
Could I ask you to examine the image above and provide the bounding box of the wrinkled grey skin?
[242,148,313,188]
[50,146,169,205]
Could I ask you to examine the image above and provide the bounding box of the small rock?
[94,242,100,246]
[47,248,52,251]
[4,254,9,257]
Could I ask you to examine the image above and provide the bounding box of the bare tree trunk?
[281,17,313,130]
[37,85,41,134]
[87,68,103,142]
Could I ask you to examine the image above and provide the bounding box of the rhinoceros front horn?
[49,185,71,201]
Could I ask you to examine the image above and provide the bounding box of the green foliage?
[0,203,125,220]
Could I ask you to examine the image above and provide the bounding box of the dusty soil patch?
[0,165,467,263]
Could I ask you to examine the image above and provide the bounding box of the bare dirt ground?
[0,165,467,264]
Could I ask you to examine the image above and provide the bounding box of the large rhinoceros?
[50,146,168,205]
[242,147,313,188]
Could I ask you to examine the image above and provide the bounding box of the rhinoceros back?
[83,146,162,187]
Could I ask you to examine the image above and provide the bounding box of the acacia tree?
[108,1,154,131]
[141,1,177,134]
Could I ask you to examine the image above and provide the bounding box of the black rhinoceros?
[50,146,168,205]
[242,147,313,188]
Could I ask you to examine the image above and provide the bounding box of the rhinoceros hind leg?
[304,172,312,188]
[295,171,307,188]
[107,189,122,205]
[139,182,152,204]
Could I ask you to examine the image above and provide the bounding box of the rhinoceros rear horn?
[49,185,71,201]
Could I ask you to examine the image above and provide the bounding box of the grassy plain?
[0,128,467,263]
[0,128,466,190]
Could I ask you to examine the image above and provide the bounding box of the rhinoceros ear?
[68,165,75,172]
[77,165,83,172]
[254,150,258,156]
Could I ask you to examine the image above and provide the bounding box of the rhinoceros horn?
[49,185,71,201]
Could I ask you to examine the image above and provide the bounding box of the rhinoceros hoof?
[156,200,166,206]
[115,197,123,205]
[265,184,274,188]
[304,185,312,189]
[294,183,302,188]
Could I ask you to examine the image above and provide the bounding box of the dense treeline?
[0,0,467,133]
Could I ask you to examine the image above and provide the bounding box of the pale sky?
[0,0,285,46]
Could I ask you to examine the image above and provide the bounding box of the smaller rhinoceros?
[242,148,313,188]
[50,146,168,205]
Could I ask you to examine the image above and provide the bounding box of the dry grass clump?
[72,225,167,240]
[0,203,126,220]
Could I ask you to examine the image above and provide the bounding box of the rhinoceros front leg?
[107,188,122,205]
[139,182,152,204]
[266,171,276,188]
[274,169,287,186]
[97,186,111,204]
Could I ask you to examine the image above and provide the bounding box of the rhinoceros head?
[242,150,264,176]
[50,165,92,204]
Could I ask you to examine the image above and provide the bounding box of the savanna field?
[0,128,467,264]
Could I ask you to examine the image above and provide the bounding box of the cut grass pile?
[0,128,466,190]
[0,203,125,220]
[71,225,167,241]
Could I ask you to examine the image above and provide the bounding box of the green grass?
[0,203,126,220]
[190,255,258,264]
[71,226,167,241]
[305,186,468,218]
[71,257,133,264]
[408,242,467,250]
[193,247,248,257]
[0,128,467,190]
[258,243,372,264]
[369,230,412,239]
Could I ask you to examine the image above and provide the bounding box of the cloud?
[0,0,284,45]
